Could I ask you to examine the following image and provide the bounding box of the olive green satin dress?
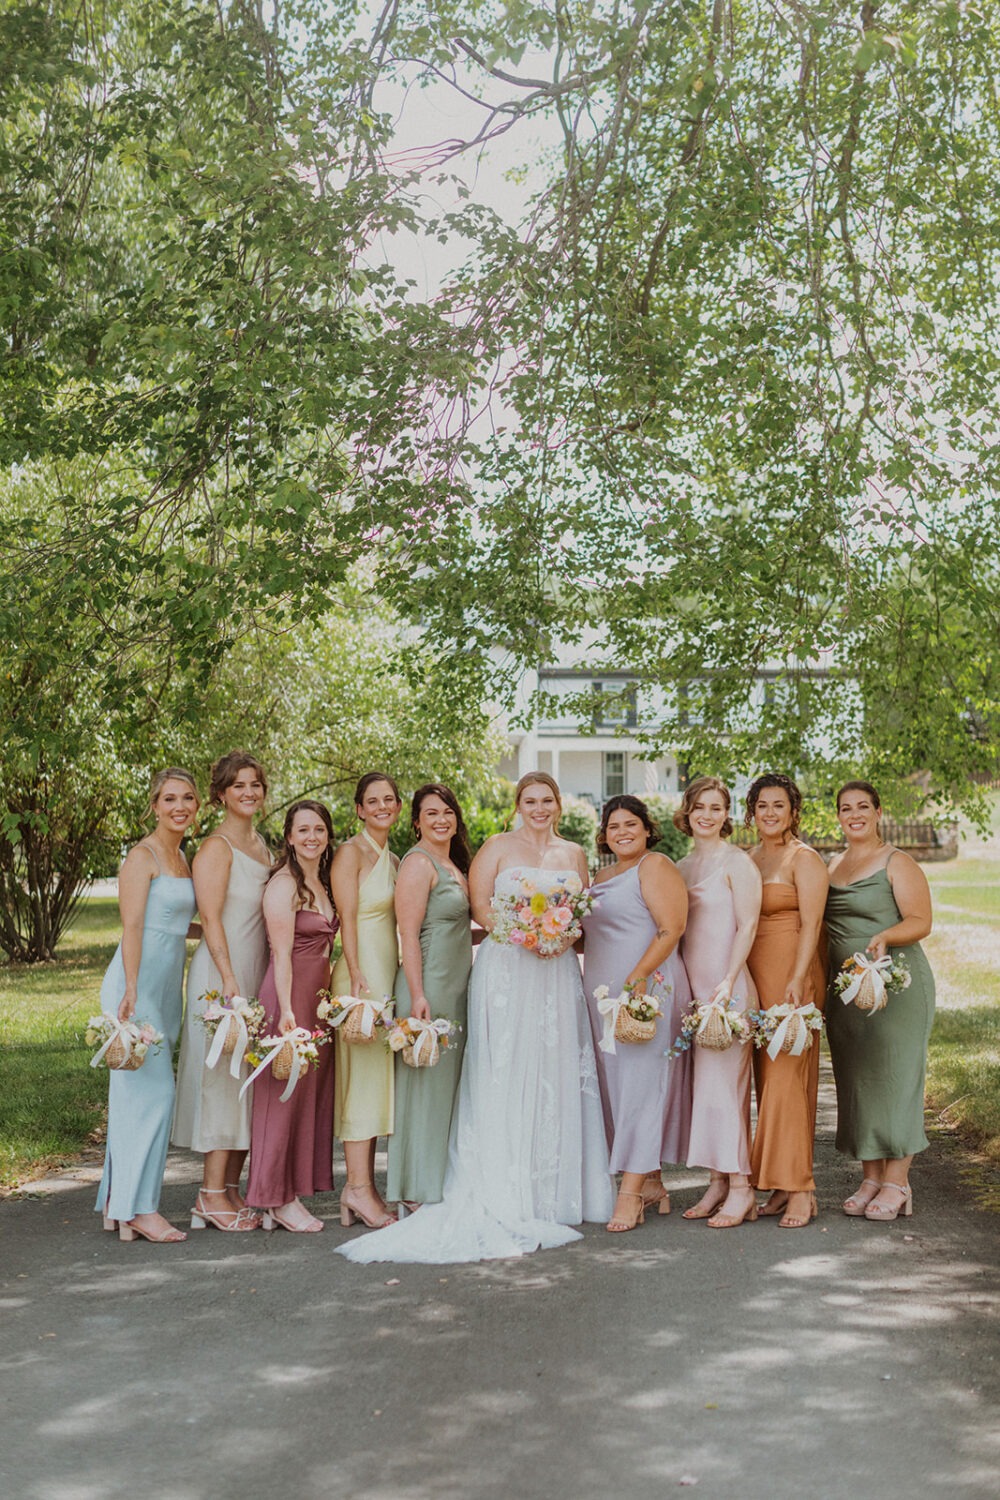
[824,867,935,1160]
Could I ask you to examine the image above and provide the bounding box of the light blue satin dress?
[95,867,195,1221]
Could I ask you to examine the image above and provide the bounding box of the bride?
[336,772,614,1264]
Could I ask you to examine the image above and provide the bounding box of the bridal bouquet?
[317,990,394,1045]
[86,1014,164,1071]
[386,1015,460,1069]
[489,877,597,956]
[752,1003,824,1061]
[834,952,912,1014]
[240,1027,327,1102]
[665,998,753,1058]
[198,990,266,1075]
[593,973,665,1052]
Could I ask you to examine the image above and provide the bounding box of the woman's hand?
[278,1009,297,1036]
[783,977,805,1008]
[866,933,890,961]
[350,970,371,997]
[709,979,733,1006]
[534,935,575,961]
[626,973,648,998]
[220,972,239,1000]
[409,994,431,1022]
[117,987,137,1023]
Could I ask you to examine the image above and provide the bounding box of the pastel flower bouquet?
[489,876,597,956]
[834,951,912,1014]
[593,972,666,1052]
[752,1003,824,1060]
[198,990,266,1075]
[86,1014,164,1072]
[665,998,753,1058]
[240,1027,327,1103]
[386,1015,460,1069]
[317,990,395,1045]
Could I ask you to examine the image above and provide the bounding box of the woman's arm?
[262,874,298,1034]
[395,853,435,1022]
[115,847,157,1021]
[191,838,238,995]
[713,852,763,1003]
[628,855,689,992]
[785,845,829,1006]
[870,851,932,958]
[330,842,368,995]
[469,835,504,930]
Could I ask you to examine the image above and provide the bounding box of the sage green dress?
[824,865,935,1160]
[387,849,472,1204]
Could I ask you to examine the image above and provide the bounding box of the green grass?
[0,900,120,1190]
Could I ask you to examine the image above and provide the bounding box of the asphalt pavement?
[2,1065,998,1500]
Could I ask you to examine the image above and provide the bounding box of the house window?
[603,752,626,800]
[591,681,638,729]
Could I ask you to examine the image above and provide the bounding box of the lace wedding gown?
[336,867,614,1263]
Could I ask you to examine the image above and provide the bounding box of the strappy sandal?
[865,1182,912,1221]
[190,1188,259,1232]
[641,1175,671,1216]
[778,1191,817,1229]
[607,1191,646,1233]
[843,1178,882,1216]
[758,1191,790,1217]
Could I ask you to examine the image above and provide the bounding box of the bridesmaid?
[676,776,762,1229]
[386,784,473,1210]
[582,795,692,1232]
[330,771,402,1229]
[825,781,935,1221]
[744,774,828,1228]
[246,800,338,1232]
[96,768,199,1243]
[172,751,271,1231]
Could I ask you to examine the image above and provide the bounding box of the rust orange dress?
[747,882,825,1193]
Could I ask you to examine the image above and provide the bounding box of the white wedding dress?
[336,867,614,1264]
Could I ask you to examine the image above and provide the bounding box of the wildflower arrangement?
[240,1027,328,1102]
[834,951,912,1014]
[198,990,267,1074]
[752,1003,824,1060]
[386,1015,460,1068]
[594,973,665,1052]
[86,1014,164,1071]
[316,990,394,1044]
[664,999,752,1059]
[489,876,598,956]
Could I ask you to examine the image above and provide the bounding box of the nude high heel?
[865,1183,912,1221]
[606,1191,647,1233]
[339,1184,397,1229]
[119,1220,187,1243]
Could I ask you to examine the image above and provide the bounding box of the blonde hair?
[673,775,733,839]
[514,771,563,828]
[146,767,199,823]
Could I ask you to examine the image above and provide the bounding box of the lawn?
[1,809,998,1189]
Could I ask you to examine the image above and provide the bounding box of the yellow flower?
[529,893,548,916]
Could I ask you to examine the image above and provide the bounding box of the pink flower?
[509,929,527,945]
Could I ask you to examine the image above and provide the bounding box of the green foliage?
[558,795,597,862]
[643,794,690,864]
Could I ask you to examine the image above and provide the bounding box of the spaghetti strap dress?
[95,858,195,1221]
[681,865,756,1176]
[824,866,935,1160]
[747,882,826,1193]
[172,838,269,1152]
[332,830,398,1141]
[387,849,472,1204]
[246,908,338,1207]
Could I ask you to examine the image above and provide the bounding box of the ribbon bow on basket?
[325,994,394,1045]
[89,1017,143,1071]
[694,1000,736,1051]
[839,952,892,1014]
[764,1007,814,1062]
[239,1028,315,1103]
[404,1017,454,1069]
[205,1005,252,1078]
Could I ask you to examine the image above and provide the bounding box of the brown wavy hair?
[268,800,335,912]
[208,750,268,807]
[673,776,733,839]
[597,794,660,855]
[744,773,803,838]
[836,779,882,812]
[410,783,472,875]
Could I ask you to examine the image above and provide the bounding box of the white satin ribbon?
[326,994,394,1038]
[205,1005,250,1078]
[696,1000,728,1038]
[596,991,625,1055]
[239,1027,313,1103]
[408,1017,453,1065]
[766,1010,810,1062]
[840,951,891,1011]
[89,1015,136,1069]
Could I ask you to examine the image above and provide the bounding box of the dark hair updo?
[597,794,660,856]
[744,773,803,838]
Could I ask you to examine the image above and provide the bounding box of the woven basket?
[777,1011,814,1053]
[341,1007,379,1046]
[271,1040,296,1080]
[615,1009,657,1045]
[852,972,885,1013]
[693,1005,735,1051]
[105,1033,144,1071]
[401,1036,441,1069]
[218,1016,240,1056]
